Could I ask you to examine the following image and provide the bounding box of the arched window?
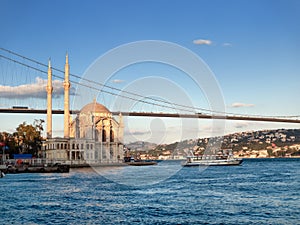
[95,130,99,141]
[57,144,60,149]
[110,129,114,142]
[102,129,106,142]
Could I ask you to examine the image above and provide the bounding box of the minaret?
[46,59,53,139]
[118,113,124,143]
[63,53,70,138]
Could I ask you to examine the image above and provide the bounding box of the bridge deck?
[0,108,299,124]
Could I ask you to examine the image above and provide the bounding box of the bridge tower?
[46,59,53,138]
[63,53,70,138]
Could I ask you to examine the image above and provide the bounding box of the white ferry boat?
[182,149,243,167]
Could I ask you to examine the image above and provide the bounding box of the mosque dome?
[80,101,111,114]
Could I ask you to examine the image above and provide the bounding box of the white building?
[43,55,124,165]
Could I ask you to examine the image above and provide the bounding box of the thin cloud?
[223,42,232,47]
[231,102,255,108]
[111,79,125,84]
[193,39,212,45]
[0,77,76,99]
[234,122,250,129]
[125,130,151,136]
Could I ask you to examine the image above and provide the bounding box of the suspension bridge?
[0,108,299,124]
[1,47,300,125]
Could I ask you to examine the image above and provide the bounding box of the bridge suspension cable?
[0,49,197,113]
[1,47,299,120]
[0,47,214,114]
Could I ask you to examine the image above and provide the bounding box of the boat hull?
[182,159,243,167]
[126,161,157,166]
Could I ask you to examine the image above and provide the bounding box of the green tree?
[0,132,19,158]
[15,119,44,157]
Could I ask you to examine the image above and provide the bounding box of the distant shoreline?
[240,156,300,159]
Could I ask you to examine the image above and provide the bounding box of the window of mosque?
[110,130,114,142]
[87,144,89,150]
[61,143,64,149]
[81,143,84,149]
[95,130,99,141]
[57,143,60,149]
[102,130,106,142]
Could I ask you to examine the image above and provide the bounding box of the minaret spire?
[64,52,70,138]
[66,52,69,64]
[118,112,124,143]
[46,58,53,138]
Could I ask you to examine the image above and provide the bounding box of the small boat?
[182,149,243,167]
[124,157,157,166]
[126,161,157,166]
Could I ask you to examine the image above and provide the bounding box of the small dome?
[80,102,110,114]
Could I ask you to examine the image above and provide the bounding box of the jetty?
[3,163,70,174]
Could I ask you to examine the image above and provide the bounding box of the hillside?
[126,129,300,159]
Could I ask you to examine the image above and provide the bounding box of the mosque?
[43,55,124,165]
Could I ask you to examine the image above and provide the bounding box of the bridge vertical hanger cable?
[12,60,17,106]
[23,58,28,108]
[0,58,4,106]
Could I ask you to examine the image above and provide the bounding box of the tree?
[15,119,45,157]
[0,132,18,158]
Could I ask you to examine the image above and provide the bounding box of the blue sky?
[0,0,300,143]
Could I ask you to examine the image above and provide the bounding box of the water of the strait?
[1,158,299,224]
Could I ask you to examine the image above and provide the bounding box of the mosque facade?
[43,55,124,165]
